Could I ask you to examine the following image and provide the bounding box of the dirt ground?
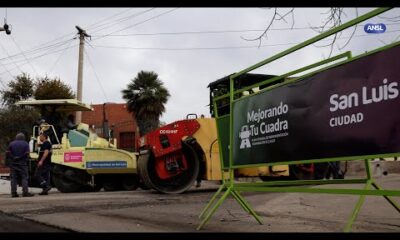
[0,173,399,232]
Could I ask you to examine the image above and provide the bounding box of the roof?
[15,99,93,112]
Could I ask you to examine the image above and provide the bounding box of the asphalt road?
[0,174,399,232]
[0,212,67,232]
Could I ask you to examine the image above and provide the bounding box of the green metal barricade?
[198,7,400,232]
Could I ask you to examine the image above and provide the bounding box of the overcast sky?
[0,7,399,123]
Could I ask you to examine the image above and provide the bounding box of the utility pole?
[75,25,90,124]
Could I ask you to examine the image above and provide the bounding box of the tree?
[0,73,38,153]
[0,74,75,153]
[34,76,75,100]
[0,73,34,106]
[0,107,40,152]
[34,77,76,142]
[122,71,170,136]
[247,8,360,57]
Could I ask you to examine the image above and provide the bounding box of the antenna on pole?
[76,25,91,39]
[0,8,11,35]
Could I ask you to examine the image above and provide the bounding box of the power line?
[92,8,179,42]
[0,9,141,66]
[0,43,78,72]
[0,9,391,65]
[39,39,75,62]
[0,77,7,89]
[0,9,144,64]
[27,9,136,55]
[92,45,267,51]
[0,39,24,73]
[91,22,400,37]
[0,76,8,89]
[46,39,74,76]
[84,48,108,101]
[1,24,398,71]
[0,62,10,89]
[0,39,73,75]
[10,35,39,76]
[0,57,30,76]
[0,59,13,78]
[85,8,134,31]
[0,38,73,63]
[88,8,155,35]
[13,34,77,62]
[0,9,395,77]
[90,29,400,51]
[93,29,284,37]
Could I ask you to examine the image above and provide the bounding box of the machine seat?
[68,130,89,147]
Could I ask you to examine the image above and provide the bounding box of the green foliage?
[1,73,34,106]
[122,70,170,136]
[34,77,75,100]
[0,106,40,152]
[0,74,75,154]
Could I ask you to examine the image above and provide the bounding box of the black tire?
[289,164,314,180]
[121,174,139,191]
[325,162,345,179]
[52,165,85,193]
[259,175,292,181]
[93,183,103,192]
[290,163,330,180]
[138,140,200,194]
[137,152,156,191]
[139,181,151,190]
[92,176,103,192]
[103,176,123,191]
[314,163,330,180]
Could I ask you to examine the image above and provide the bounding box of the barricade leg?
[199,184,226,219]
[197,187,231,230]
[230,190,250,213]
[343,181,371,232]
[231,190,263,225]
[371,182,400,213]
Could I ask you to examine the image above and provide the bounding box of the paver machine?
[15,99,140,193]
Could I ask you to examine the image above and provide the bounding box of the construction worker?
[36,132,52,195]
[6,133,34,198]
[66,114,77,130]
[61,114,77,133]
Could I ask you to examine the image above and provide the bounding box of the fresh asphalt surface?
[0,173,399,232]
[0,211,67,232]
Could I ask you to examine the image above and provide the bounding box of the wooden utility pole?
[75,25,90,124]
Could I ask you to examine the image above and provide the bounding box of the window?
[119,132,135,151]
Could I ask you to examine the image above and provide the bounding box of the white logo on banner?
[239,125,252,149]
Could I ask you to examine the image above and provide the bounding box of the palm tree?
[122,71,170,136]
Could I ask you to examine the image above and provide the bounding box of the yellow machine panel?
[192,118,222,180]
[236,166,289,177]
[85,148,137,175]
[192,118,289,181]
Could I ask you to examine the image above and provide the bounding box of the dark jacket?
[7,140,30,166]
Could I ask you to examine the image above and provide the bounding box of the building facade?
[82,103,138,152]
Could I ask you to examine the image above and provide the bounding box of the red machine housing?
[138,119,200,180]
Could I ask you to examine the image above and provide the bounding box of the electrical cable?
[84,48,108,101]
